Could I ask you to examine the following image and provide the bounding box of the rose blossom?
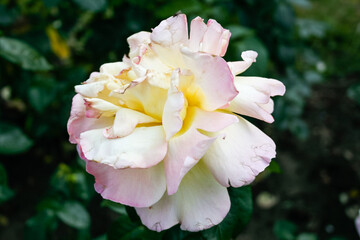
[67,14,285,232]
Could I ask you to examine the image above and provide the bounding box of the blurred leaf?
[202,186,252,240]
[296,19,327,39]
[304,71,322,84]
[0,122,33,155]
[93,234,107,240]
[0,37,53,71]
[42,0,61,8]
[227,25,254,39]
[46,26,71,60]
[101,200,127,214]
[274,220,298,240]
[72,0,107,12]
[287,0,312,8]
[267,160,282,174]
[0,185,14,204]
[162,225,191,240]
[107,214,162,240]
[0,6,18,26]
[233,37,269,76]
[28,75,57,112]
[56,201,90,229]
[297,233,318,240]
[0,163,8,185]
[25,210,57,240]
[347,83,360,105]
[125,206,141,222]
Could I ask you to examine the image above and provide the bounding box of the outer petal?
[164,107,238,195]
[136,162,230,232]
[79,126,167,169]
[100,61,130,75]
[189,17,230,57]
[201,19,230,57]
[227,76,286,123]
[127,31,151,51]
[67,94,113,144]
[151,14,188,47]
[181,48,238,111]
[87,161,166,208]
[227,50,258,76]
[203,116,276,187]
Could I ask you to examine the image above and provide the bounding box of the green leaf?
[0,37,52,71]
[297,233,318,240]
[25,210,57,240]
[273,220,298,240]
[56,201,90,229]
[101,200,127,215]
[72,0,107,12]
[347,83,360,105]
[202,186,253,240]
[0,122,33,155]
[0,185,14,203]
[107,214,163,240]
[227,25,254,39]
[267,160,282,174]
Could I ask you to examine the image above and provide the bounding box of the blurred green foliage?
[0,0,359,239]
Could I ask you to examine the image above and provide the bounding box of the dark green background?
[0,0,359,239]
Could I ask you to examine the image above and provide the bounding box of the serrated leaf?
[56,201,90,229]
[0,122,33,155]
[202,186,253,240]
[72,0,107,12]
[0,37,52,71]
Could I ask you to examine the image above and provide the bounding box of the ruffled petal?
[79,126,167,169]
[104,108,160,139]
[227,76,286,123]
[127,31,151,52]
[87,161,166,208]
[151,14,188,47]
[203,117,276,187]
[136,162,230,232]
[67,94,113,144]
[100,62,130,75]
[189,17,230,57]
[164,107,238,195]
[181,48,238,111]
[227,50,258,75]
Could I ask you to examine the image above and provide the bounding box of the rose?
[67,14,285,232]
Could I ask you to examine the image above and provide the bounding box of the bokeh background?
[0,0,359,239]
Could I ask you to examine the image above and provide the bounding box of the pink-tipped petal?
[227,76,285,123]
[181,48,238,111]
[87,160,166,208]
[67,94,113,144]
[151,14,188,47]
[164,107,238,195]
[127,31,151,51]
[136,162,230,232]
[203,116,276,187]
[189,17,207,52]
[79,126,167,169]
[202,19,230,57]
[227,50,258,75]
